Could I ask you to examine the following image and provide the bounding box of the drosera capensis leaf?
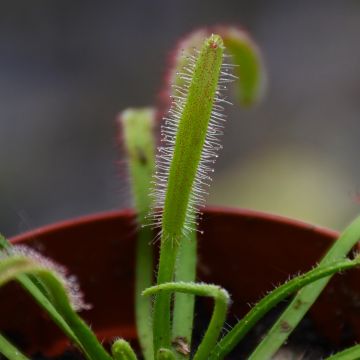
[249,215,360,360]
[143,282,230,360]
[111,339,138,360]
[161,26,264,356]
[325,344,360,360]
[119,108,156,223]
[0,333,29,360]
[215,25,266,106]
[0,235,83,350]
[151,34,233,355]
[0,246,111,360]
[208,256,360,359]
[119,108,156,360]
[163,26,265,108]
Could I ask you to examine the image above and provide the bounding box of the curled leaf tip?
[161,25,266,109]
[0,245,90,312]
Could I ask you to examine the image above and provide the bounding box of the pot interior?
[1,207,360,355]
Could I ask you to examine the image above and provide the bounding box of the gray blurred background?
[1,0,360,237]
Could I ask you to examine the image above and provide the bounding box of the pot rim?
[9,205,339,243]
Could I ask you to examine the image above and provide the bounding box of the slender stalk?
[111,339,138,360]
[152,34,224,355]
[172,230,197,357]
[120,108,156,360]
[249,215,360,360]
[144,282,230,360]
[0,333,29,360]
[325,344,360,360]
[209,257,360,359]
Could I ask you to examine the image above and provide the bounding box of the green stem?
[172,230,197,357]
[0,333,29,360]
[144,282,230,360]
[111,339,138,360]
[325,344,360,360]
[249,215,360,360]
[209,257,360,359]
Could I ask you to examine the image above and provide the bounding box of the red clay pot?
[1,207,360,356]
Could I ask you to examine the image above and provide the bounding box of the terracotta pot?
[1,207,360,356]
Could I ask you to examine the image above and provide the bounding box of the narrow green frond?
[0,333,29,360]
[0,249,111,360]
[119,108,156,360]
[120,108,156,223]
[165,26,265,107]
[152,34,226,356]
[210,256,360,359]
[250,215,360,359]
[325,344,360,360]
[219,26,266,106]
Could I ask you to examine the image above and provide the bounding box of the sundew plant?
[2,26,360,360]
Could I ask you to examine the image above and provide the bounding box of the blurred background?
[1,0,360,237]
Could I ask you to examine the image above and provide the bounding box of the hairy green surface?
[250,215,360,359]
[152,34,224,356]
[0,253,111,360]
[208,257,360,359]
[111,339,138,360]
[144,282,230,360]
[120,108,156,360]
[168,27,264,107]
[161,36,224,240]
[0,235,83,352]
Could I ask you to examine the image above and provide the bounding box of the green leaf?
[209,256,360,359]
[0,249,111,360]
[325,344,360,360]
[219,26,265,106]
[0,235,84,353]
[119,108,156,360]
[250,215,360,359]
[166,26,265,107]
[0,333,29,360]
[120,108,156,223]
[151,34,226,356]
